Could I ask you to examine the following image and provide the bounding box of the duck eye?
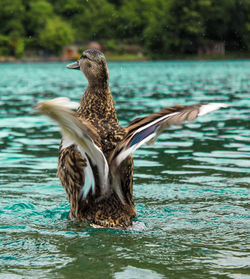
[81,54,88,59]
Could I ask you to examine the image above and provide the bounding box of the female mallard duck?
[36,49,228,229]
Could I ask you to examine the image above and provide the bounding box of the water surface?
[0,60,250,278]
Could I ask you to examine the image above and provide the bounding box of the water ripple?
[0,61,250,278]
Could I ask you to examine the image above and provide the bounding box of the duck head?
[67,49,109,88]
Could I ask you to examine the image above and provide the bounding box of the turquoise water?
[0,60,250,278]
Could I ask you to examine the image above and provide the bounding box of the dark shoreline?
[1,53,250,63]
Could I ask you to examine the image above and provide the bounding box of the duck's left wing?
[110,103,229,167]
[35,97,109,198]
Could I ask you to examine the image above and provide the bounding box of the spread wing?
[110,103,229,167]
[35,97,109,199]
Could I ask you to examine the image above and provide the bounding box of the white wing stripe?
[81,151,95,199]
[132,112,178,136]
[198,103,229,116]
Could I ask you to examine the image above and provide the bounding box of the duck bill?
[66,61,80,70]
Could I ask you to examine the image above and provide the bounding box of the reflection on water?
[0,61,249,278]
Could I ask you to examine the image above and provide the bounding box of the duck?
[35,48,228,229]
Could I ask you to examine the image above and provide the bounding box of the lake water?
[0,60,249,279]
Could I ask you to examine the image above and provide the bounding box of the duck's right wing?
[110,103,229,167]
[35,97,109,200]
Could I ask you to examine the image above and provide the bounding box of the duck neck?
[78,82,118,123]
[88,78,109,91]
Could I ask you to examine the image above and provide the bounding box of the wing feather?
[35,97,109,199]
[110,102,229,167]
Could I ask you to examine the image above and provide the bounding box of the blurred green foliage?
[0,0,250,57]
[39,17,75,55]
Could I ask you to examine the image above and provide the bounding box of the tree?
[0,0,25,56]
[39,17,74,55]
[52,0,117,40]
[225,0,250,51]
[115,0,153,42]
[149,0,205,55]
[26,0,54,37]
[143,0,171,57]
